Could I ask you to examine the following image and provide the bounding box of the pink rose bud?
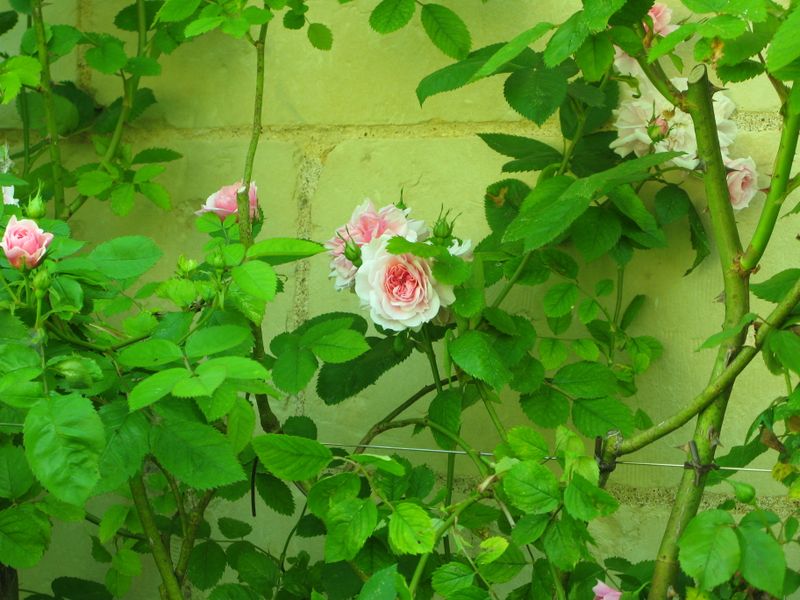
[326,199,429,291]
[1,215,54,269]
[647,116,670,142]
[646,3,677,36]
[593,581,622,600]
[196,181,259,221]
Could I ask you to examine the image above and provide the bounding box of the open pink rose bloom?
[1,215,54,269]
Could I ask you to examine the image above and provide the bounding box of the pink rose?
[1,215,54,269]
[196,181,258,221]
[646,3,677,36]
[593,581,622,600]
[725,156,764,210]
[326,200,429,290]
[354,237,454,331]
[2,186,18,206]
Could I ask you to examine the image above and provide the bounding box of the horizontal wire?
[323,442,773,473]
[0,423,773,473]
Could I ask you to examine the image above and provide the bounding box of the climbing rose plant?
[1,1,800,600]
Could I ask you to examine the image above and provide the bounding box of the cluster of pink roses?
[1,215,53,269]
[326,200,467,332]
[611,4,765,210]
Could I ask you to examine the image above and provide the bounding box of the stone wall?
[1,0,797,597]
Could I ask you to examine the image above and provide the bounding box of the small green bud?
[433,216,454,240]
[32,269,51,291]
[26,193,46,220]
[207,249,225,268]
[343,238,362,267]
[177,254,198,274]
[647,117,670,143]
[53,358,96,389]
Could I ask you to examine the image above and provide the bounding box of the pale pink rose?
[448,238,474,261]
[2,186,18,206]
[725,156,765,210]
[326,200,429,290]
[613,46,643,78]
[593,581,622,600]
[646,3,678,36]
[354,237,454,331]
[195,181,258,221]
[611,77,737,171]
[1,215,53,269]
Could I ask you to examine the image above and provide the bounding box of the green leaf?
[575,32,615,82]
[369,0,415,34]
[678,510,739,591]
[553,361,617,398]
[543,282,578,318]
[256,473,295,515]
[246,238,325,265]
[416,43,507,105]
[349,453,406,476]
[520,387,570,429]
[0,11,18,36]
[218,517,253,540]
[185,325,253,358]
[648,23,698,63]
[503,461,560,514]
[232,261,278,302]
[541,515,584,571]
[88,236,162,280]
[420,4,471,59]
[544,11,589,67]
[77,170,115,196]
[654,184,691,226]
[187,540,226,591]
[308,23,333,50]
[96,402,149,494]
[511,513,550,546]
[226,397,255,453]
[686,201,710,274]
[124,55,161,76]
[388,502,435,555]
[128,368,190,411]
[307,472,361,518]
[317,336,413,405]
[98,504,129,543]
[272,341,318,394]
[584,0,625,31]
[138,181,171,210]
[0,504,50,568]
[151,419,246,489]
[751,269,800,303]
[110,183,135,216]
[325,498,378,562]
[357,564,407,600]
[117,339,182,369]
[310,329,370,364]
[85,37,127,74]
[428,389,462,450]
[503,176,577,250]
[184,16,224,37]
[470,22,554,81]
[572,397,634,437]
[0,444,34,500]
[51,577,112,600]
[252,434,332,481]
[432,562,474,596]
[132,147,182,164]
[478,133,562,172]
[571,207,622,261]
[736,525,785,597]
[507,427,548,461]
[0,56,40,104]
[24,394,105,505]
[767,330,800,374]
[158,0,202,22]
[696,313,757,350]
[504,67,568,125]
[564,473,618,520]
[449,330,512,390]
[767,7,800,73]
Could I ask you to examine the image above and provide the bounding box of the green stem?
[421,325,456,558]
[647,66,749,600]
[19,89,31,177]
[355,378,456,453]
[30,0,65,218]
[279,502,307,571]
[237,22,268,247]
[479,384,506,441]
[374,418,488,476]
[739,109,800,272]
[175,490,214,584]
[607,274,800,461]
[129,475,182,600]
[408,494,484,597]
